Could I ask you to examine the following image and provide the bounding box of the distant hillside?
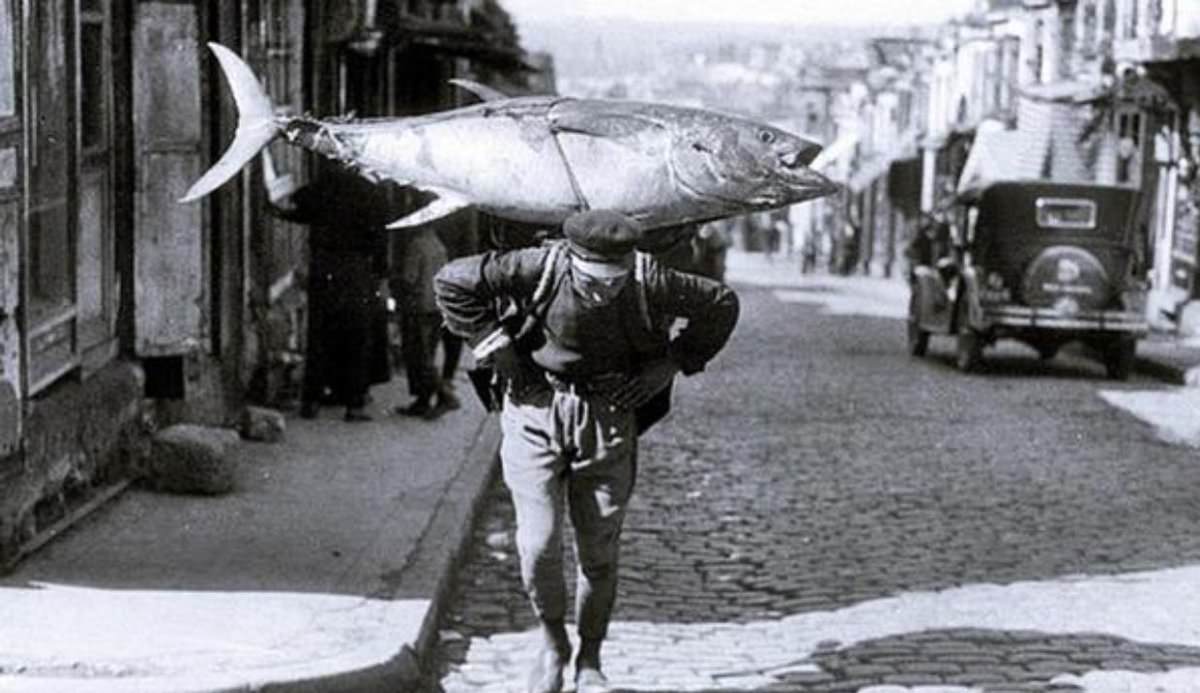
[515,19,929,78]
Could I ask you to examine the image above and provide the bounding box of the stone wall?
[0,362,147,565]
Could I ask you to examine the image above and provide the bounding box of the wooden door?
[131,2,207,357]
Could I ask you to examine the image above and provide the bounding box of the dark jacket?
[434,245,739,377]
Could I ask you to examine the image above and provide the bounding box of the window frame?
[74,0,116,371]
[0,0,17,129]
[1115,107,1144,186]
[23,0,80,394]
[249,0,305,290]
[21,0,119,395]
[1035,197,1099,230]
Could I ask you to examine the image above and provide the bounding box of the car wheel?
[907,294,929,357]
[954,300,983,372]
[908,318,930,357]
[956,329,983,372]
[1104,338,1136,381]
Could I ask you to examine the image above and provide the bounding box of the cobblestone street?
[425,276,1200,693]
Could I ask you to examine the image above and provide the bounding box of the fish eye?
[758,130,776,144]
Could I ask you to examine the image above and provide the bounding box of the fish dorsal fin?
[449,79,509,103]
[386,188,472,229]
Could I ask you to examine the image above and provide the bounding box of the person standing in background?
[636,222,700,274]
[268,161,392,422]
[394,224,453,419]
[434,213,483,408]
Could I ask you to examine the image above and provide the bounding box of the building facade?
[831,0,1197,326]
[0,0,536,567]
[1112,0,1200,327]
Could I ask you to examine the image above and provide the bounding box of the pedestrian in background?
[694,223,731,281]
[434,210,739,693]
[436,213,483,404]
[394,224,454,419]
[268,162,392,422]
[636,221,699,274]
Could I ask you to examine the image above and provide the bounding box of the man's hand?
[487,344,536,393]
[611,359,679,411]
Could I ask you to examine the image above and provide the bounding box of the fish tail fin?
[180,43,281,203]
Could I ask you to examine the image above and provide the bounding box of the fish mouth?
[675,163,840,209]
[778,141,823,170]
[775,143,839,200]
[780,164,842,201]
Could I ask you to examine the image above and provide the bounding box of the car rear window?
[1036,198,1097,229]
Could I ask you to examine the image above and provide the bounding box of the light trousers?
[499,385,637,641]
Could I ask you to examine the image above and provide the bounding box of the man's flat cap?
[563,210,643,262]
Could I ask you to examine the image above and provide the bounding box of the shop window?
[25,0,117,393]
[1117,109,1143,186]
[250,0,305,287]
[1030,19,1045,84]
[77,0,116,364]
[79,22,106,150]
[27,0,76,392]
[0,0,13,118]
[1081,1,1098,51]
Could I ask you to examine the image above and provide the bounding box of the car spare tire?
[1021,245,1111,312]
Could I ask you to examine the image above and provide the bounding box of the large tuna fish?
[181,43,839,230]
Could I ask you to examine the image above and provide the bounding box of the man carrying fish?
[179,46,834,691]
[434,210,739,693]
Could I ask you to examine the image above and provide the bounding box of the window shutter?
[131,3,208,356]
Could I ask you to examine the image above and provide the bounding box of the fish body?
[182,44,839,231]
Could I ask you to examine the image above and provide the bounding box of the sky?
[499,0,976,27]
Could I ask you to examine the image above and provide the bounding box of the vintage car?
[907,181,1148,379]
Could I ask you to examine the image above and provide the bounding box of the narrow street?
[428,268,1200,692]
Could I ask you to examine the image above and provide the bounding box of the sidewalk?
[1136,332,1200,386]
[0,376,499,693]
[725,249,1200,386]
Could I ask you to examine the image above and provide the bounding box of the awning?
[328,0,533,70]
[393,16,533,70]
[955,123,1046,198]
[812,132,860,173]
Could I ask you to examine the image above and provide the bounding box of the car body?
[907,180,1148,378]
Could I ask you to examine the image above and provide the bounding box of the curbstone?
[239,406,286,443]
[148,424,241,495]
[1135,355,1194,386]
[407,415,503,680]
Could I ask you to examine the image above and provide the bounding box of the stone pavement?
[0,374,500,693]
[440,565,1200,691]
[431,251,1200,693]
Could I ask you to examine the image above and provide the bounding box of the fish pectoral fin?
[548,107,667,141]
[386,190,472,229]
[449,79,509,103]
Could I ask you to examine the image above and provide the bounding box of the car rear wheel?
[1104,338,1136,381]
